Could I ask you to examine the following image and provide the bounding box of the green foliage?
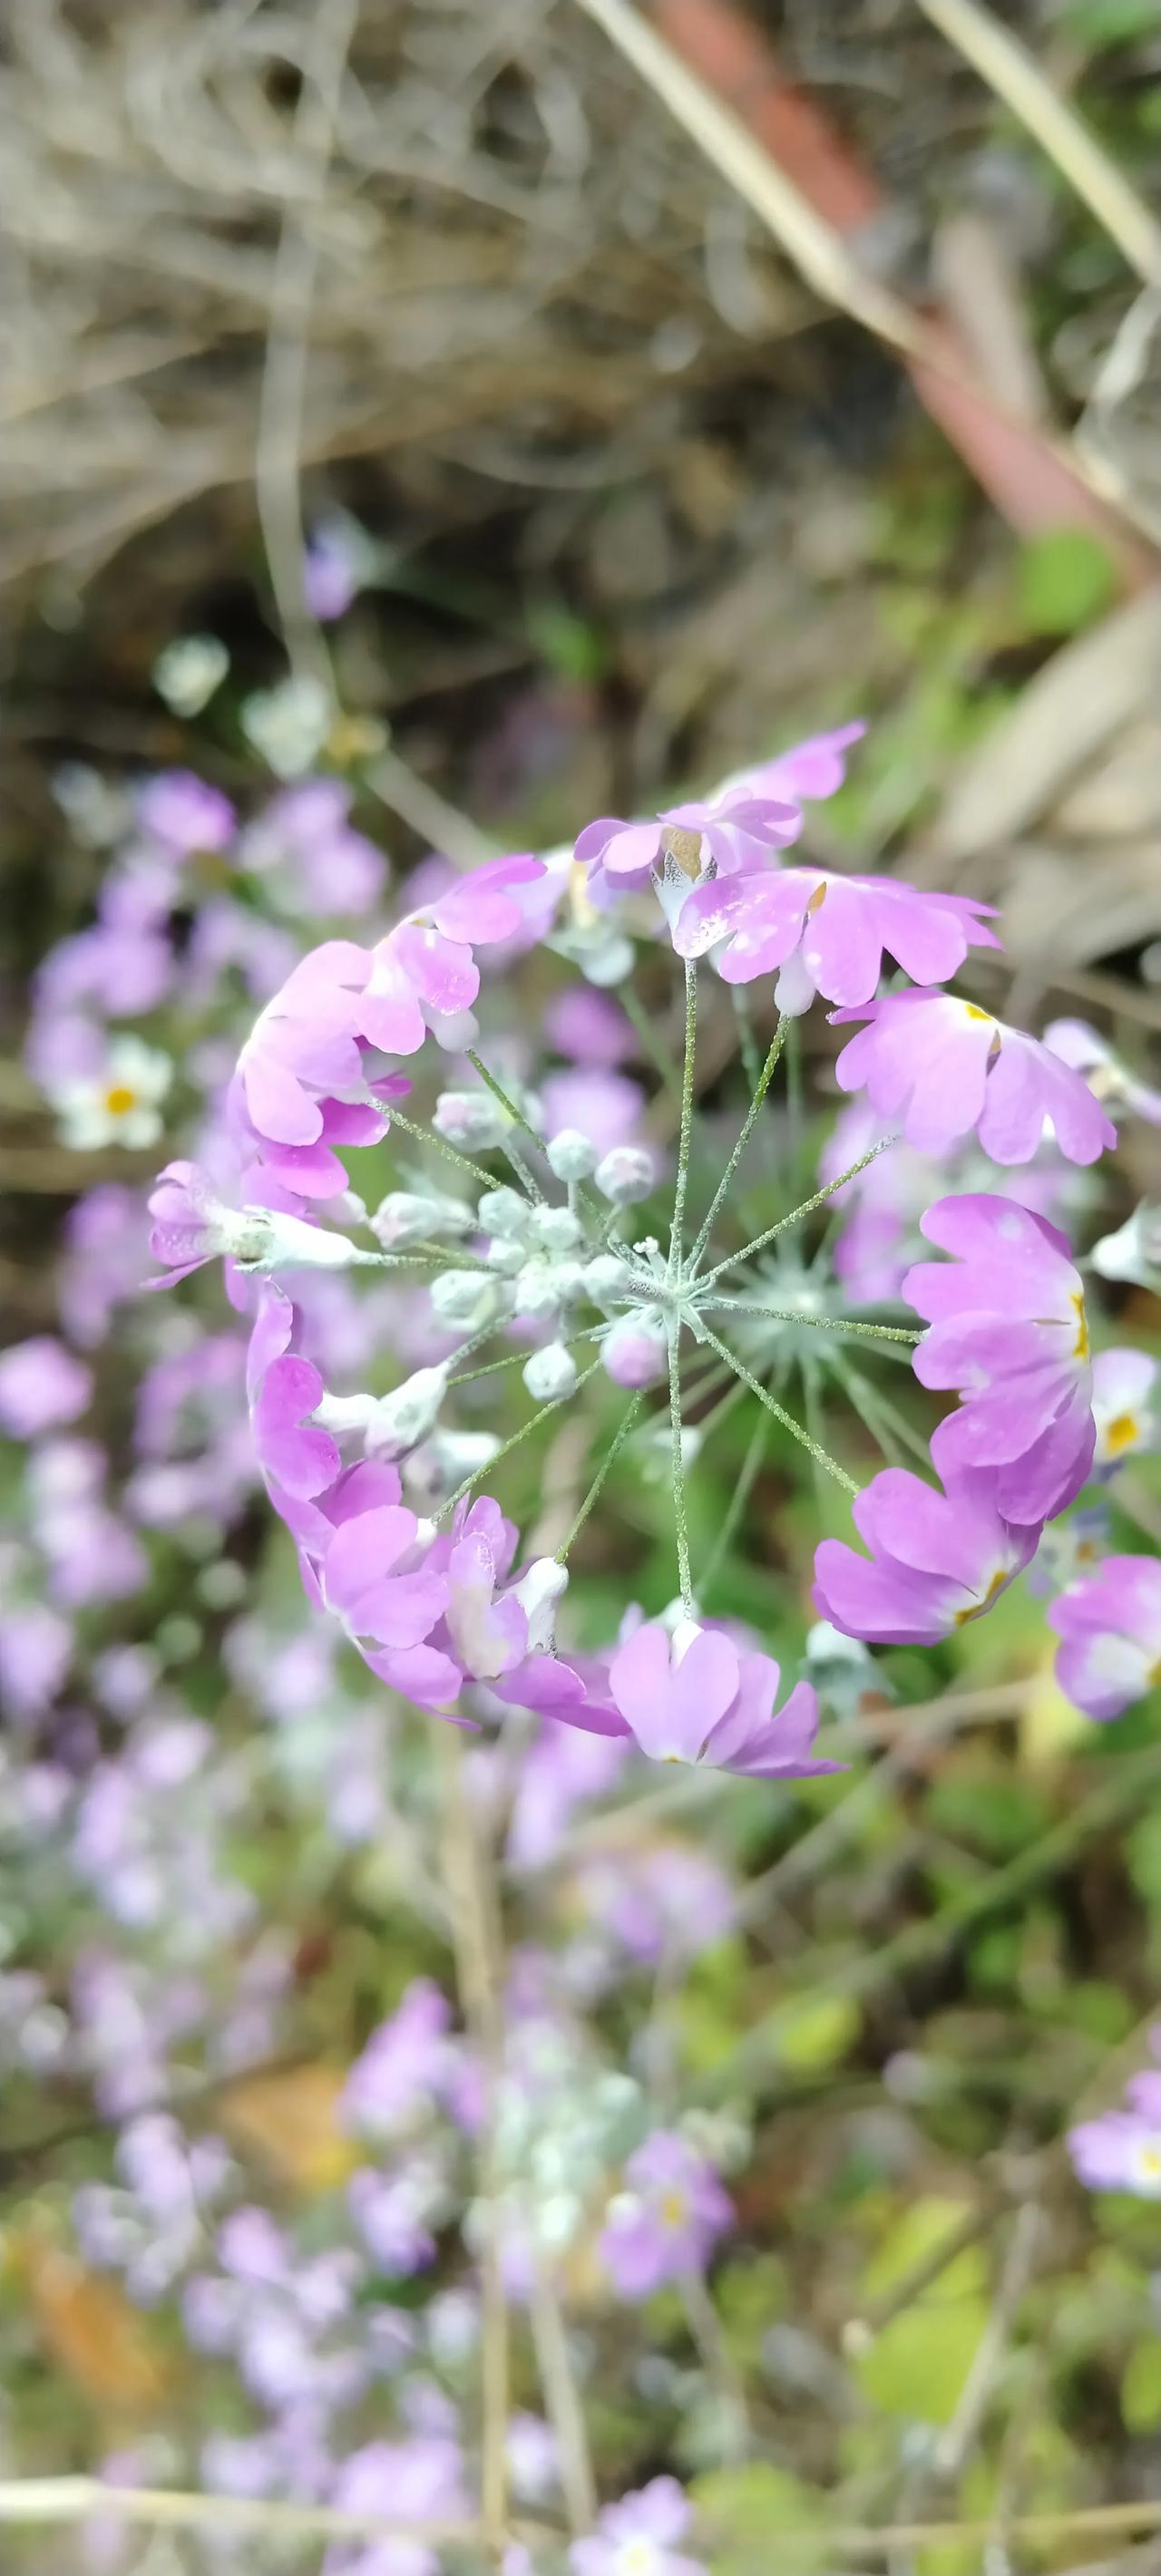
[1014,529,1117,637]
[1122,2338,1161,2432]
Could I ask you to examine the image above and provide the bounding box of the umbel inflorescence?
[144,724,1155,1766]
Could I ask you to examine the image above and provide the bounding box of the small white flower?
[152,635,229,717]
[48,1037,172,1152]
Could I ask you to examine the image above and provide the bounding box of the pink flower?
[599,2134,732,2299]
[1046,1017,1161,1125]
[575,790,800,901]
[240,781,386,917]
[814,1464,1040,1646]
[717,719,865,803]
[0,1337,92,1439]
[606,1619,836,1777]
[1049,1555,1161,1721]
[1068,2034,1161,2195]
[297,1463,462,1711]
[904,1195,1096,1521]
[234,940,374,1146]
[356,857,545,1055]
[673,870,999,1013]
[246,1287,340,1502]
[136,770,236,854]
[341,1980,458,2140]
[571,2477,706,2576]
[833,988,1117,1165]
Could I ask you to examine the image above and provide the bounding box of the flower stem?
[699,1134,897,1287]
[388,1103,507,1197]
[701,1296,921,1345]
[620,978,685,1108]
[829,1349,932,1471]
[554,1392,644,1564]
[464,1051,547,1203]
[433,1363,602,1524]
[698,1402,770,1604]
[668,960,698,1272]
[668,1327,696,1612]
[688,1015,786,1270]
[698,1322,859,1496]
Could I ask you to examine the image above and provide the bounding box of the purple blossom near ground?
[5,688,1161,2567]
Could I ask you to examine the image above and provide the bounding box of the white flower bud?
[365,1365,448,1460]
[371,1190,473,1250]
[515,1259,586,1324]
[512,1557,569,1652]
[433,1091,507,1150]
[483,1236,527,1276]
[1091,1203,1161,1291]
[545,1129,598,1182]
[477,1188,530,1238]
[429,1271,512,1332]
[241,1209,377,1271]
[522,1343,579,1403]
[529,1205,582,1258]
[593,1146,655,1207]
[582,1254,632,1307]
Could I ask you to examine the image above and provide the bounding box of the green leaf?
[773,1991,861,2074]
[855,2295,990,2426]
[1061,0,1160,45]
[1122,2338,1161,2432]
[1015,529,1117,636]
[692,2462,824,2571]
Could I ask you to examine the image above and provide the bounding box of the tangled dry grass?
[0,0,819,590]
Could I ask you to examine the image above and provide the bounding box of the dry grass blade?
[917,0,1161,291]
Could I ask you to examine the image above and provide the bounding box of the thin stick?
[698,1322,859,1496]
[669,1327,696,1610]
[554,1392,643,1563]
[668,959,698,1267]
[255,0,358,690]
[829,1350,933,1472]
[366,745,496,872]
[465,1050,548,1203]
[918,0,1161,291]
[0,2478,496,2544]
[699,1137,897,1287]
[438,1735,511,2563]
[527,2252,599,2537]
[689,1014,785,1269]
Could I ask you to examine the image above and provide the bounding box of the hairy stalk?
[698,1402,770,1603]
[437,1736,510,2564]
[668,960,698,1270]
[555,1393,644,1563]
[689,1015,786,1270]
[620,978,686,1107]
[730,987,765,1101]
[700,1135,897,1287]
[387,1105,522,1199]
[464,1051,547,1202]
[434,1364,602,1525]
[829,1350,933,1472]
[668,1327,696,1612]
[702,1297,921,1345]
[448,1329,603,1391]
[698,1323,859,1496]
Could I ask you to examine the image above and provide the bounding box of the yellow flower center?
[806,880,828,916]
[1137,2146,1161,2178]
[1071,1292,1089,1361]
[103,1084,138,1116]
[1103,1412,1138,1454]
[659,2188,689,2230]
[963,1004,993,1024]
[954,1566,1008,1627]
